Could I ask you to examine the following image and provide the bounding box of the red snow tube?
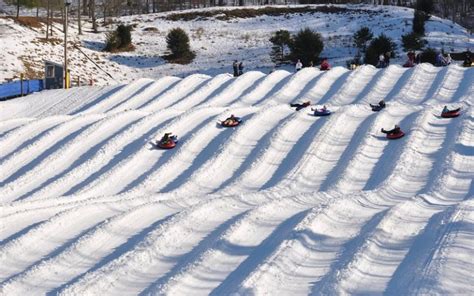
[158,140,177,149]
[387,131,405,139]
[441,110,460,118]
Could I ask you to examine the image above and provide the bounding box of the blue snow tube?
[313,109,331,116]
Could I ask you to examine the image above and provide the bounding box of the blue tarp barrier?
[0,79,44,100]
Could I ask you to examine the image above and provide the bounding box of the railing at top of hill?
[0,79,44,100]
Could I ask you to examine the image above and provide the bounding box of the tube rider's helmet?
[395,124,400,128]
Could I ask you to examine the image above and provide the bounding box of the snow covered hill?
[0,4,472,85]
[0,63,473,295]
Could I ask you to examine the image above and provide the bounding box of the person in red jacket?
[320,58,331,71]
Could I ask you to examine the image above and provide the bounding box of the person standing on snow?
[238,61,244,76]
[295,59,303,72]
[377,54,385,68]
[445,53,452,65]
[233,60,239,77]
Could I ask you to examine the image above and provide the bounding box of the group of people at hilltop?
[295,58,331,72]
[404,51,472,68]
[230,49,471,77]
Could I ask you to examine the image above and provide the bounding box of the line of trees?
[5,0,472,36]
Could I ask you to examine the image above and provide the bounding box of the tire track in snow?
[237,106,468,294]
[200,71,266,107]
[0,118,34,138]
[354,65,406,104]
[269,67,325,104]
[107,76,181,113]
[133,107,257,194]
[326,65,378,105]
[0,111,144,202]
[315,109,471,294]
[139,74,211,112]
[0,116,68,160]
[0,114,97,171]
[0,204,124,282]
[0,201,182,295]
[234,70,292,107]
[218,107,326,194]
[61,109,181,197]
[58,194,255,295]
[333,105,418,194]
[148,192,331,296]
[0,66,471,294]
[118,107,232,194]
[74,107,222,197]
[390,63,440,105]
[81,79,154,114]
[171,105,294,195]
[170,74,234,110]
[26,109,180,199]
[413,201,474,295]
[272,105,372,193]
[0,114,105,197]
[20,112,148,201]
[220,106,338,194]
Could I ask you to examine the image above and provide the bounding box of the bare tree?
[91,0,97,32]
[78,0,82,34]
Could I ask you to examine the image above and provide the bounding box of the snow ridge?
[0,65,473,295]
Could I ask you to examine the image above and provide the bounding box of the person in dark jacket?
[238,62,244,76]
[290,101,311,111]
[223,114,239,125]
[381,125,401,135]
[233,60,239,77]
[160,132,173,144]
[442,106,461,114]
[384,52,391,67]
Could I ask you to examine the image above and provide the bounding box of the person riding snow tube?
[157,133,178,149]
[312,105,331,116]
[441,106,461,118]
[370,100,386,112]
[381,125,404,139]
[290,101,311,111]
[221,114,242,127]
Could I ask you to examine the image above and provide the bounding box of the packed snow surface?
[0,63,473,295]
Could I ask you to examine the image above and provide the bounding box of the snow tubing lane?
[441,110,461,118]
[387,131,405,140]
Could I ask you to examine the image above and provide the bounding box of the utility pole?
[64,1,71,89]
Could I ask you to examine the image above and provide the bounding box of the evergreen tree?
[419,47,437,65]
[413,10,426,36]
[416,0,434,17]
[402,32,425,52]
[353,27,373,54]
[166,27,195,63]
[364,34,397,66]
[104,24,133,52]
[289,28,324,67]
[269,30,291,65]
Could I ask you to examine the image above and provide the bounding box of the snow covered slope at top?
[0,63,473,295]
[0,4,472,85]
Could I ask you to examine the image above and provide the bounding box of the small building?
[44,60,64,89]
